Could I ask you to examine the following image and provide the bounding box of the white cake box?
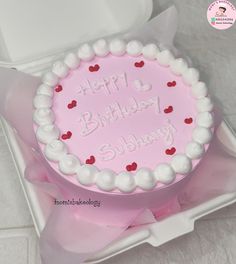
[0,0,153,63]
[0,0,153,75]
[1,1,236,263]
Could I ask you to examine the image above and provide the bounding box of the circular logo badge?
[207,0,236,30]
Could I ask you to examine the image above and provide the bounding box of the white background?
[0,0,236,263]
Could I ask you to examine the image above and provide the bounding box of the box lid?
[0,0,152,64]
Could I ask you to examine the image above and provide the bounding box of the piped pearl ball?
[196,112,214,128]
[142,43,159,60]
[45,140,67,162]
[193,127,212,144]
[154,164,176,184]
[76,165,98,186]
[64,53,80,69]
[185,142,205,159]
[36,124,59,144]
[156,50,175,66]
[170,58,188,75]
[93,39,109,57]
[96,170,116,191]
[37,84,53,97]
[33,108,54,126]
[33,95,52,108]
[171,154,192,174]
[135,168,155,190]
[42,72,58,86]
[109,39,126,56]
[192,82,208,99]
[52,61,69,78]
[126,40,143,57]
[197,97,214,112]
[182,68,199,85]
[115,172,136,193]
[59,154,80,175]
[78,43,95,61]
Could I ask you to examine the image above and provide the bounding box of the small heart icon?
[55,85,63,92]
[165,147,176,155]
[164,106,173,114]
[67,100,77,109]
[184,117,193,124]
[86,155,96,165]
[167,81,176,87]
[134,80,152,92]
[134,61,144,68]
[61,131,72,140]
[126,162,137,172]
[89,64,100,72]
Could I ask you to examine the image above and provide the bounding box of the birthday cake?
[33,39,214,196]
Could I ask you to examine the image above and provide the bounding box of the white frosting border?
[33,39,214,193]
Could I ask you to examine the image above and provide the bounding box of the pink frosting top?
[55,55,195,172]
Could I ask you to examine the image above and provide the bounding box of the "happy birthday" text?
[78,96,160,136]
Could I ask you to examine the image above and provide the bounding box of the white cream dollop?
[191,82,208,99]
[109,39,126,56]
[142,43,159,60]
[182,68,199,85]
[196,112,214,128]
[154,163,176,184]
[59,154,80,175]
[156,50,175,66]
[36,124,59,144]
[33,95,52,109]
[33,108,54,126]
[37,84,53,97]
[171,154,192,174]
[64,53,80,69]
[42,72,58,87]
[185,142,205,159]
[93,39,109,57]
[115,172,136,193]
[193,127,212,144]
[170,58,188,75]
[45,140,67,162]
[134,168,155,190]
[52,61,69,78]
[126,40,143,57]
[96,170,116,191]
[76,165,98,186]
[197,97,214,112]
[77,43,95,61]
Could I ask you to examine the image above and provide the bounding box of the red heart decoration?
[167,81,176,87]
[164,106,173,114]
[55,85,63,92]
[61,131,72,140]
[86,155,96,165]
[184,117,193,124]
[126,162,137,172]
[134,61,144,68]
[165,147,176,155]
[89,64,100,72]
[67,100,77,109]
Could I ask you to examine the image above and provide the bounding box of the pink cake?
[33,39,214,224]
